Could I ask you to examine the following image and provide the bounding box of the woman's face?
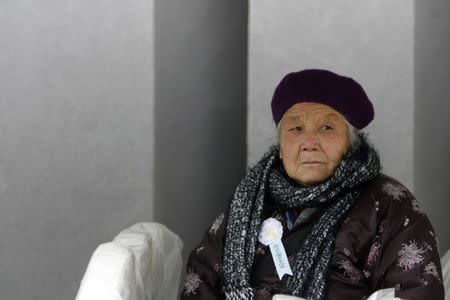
[279,102,351,186]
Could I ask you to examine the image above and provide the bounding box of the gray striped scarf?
[223,132,380,299]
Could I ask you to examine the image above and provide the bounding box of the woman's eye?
[289,126,303,132]
[322,125,333,131]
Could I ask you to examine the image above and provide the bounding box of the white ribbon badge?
[257,217,293,280]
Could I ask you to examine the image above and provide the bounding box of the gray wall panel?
[0,1,154,298]
[154,0,248,264]
[415,0,450,252]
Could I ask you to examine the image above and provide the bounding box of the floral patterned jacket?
[181,174,445,299]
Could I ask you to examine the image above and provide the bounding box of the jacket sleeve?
[180,209,228,299]
[369,185,445,300]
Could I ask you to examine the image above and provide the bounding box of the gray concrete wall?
[415,0,450,253]
[0,1,154,299]
[153,0,248,262]
[247,0,415,191]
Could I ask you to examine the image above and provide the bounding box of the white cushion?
[76,243,136,300]
[76,222,183,300]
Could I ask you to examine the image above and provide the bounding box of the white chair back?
[76,222,183,300]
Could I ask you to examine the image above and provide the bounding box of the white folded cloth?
[366,288,400,300]
[76,243,135,300]
[76,222,183,300]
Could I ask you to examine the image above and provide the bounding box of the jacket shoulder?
[360,173,415,210]
[336,174,417,251]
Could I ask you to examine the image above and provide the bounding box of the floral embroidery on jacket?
[343,248,351,257]
[209,212,224,234]
[184,269,202,296]
[366,241,381,267]
[403,216,409,227]
[377,219,386,235]
[256,244,266,256]
[411,198,425,214]
[381,182,407,201]
[423,262,440,281]
[213,263,221,273]
[397,240,426,271]
[424,241,433,251]
[195,247,204,255]
[337,259,363,282]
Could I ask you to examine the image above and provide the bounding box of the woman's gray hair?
[345,120,361,151]
[276,119,361,151]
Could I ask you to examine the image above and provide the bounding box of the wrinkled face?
[279,102,350,186]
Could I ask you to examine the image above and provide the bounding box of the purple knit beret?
[271,69,374,130]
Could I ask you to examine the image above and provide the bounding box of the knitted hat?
[271,69,374,130]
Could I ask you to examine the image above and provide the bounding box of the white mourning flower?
[258,217,283,246]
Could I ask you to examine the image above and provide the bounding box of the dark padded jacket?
[181,174,445,300]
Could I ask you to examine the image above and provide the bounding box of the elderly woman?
[180,69,445,300]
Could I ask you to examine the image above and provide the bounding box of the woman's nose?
[301,135,319,151]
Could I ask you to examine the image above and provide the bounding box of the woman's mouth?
[302,161,324,165]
